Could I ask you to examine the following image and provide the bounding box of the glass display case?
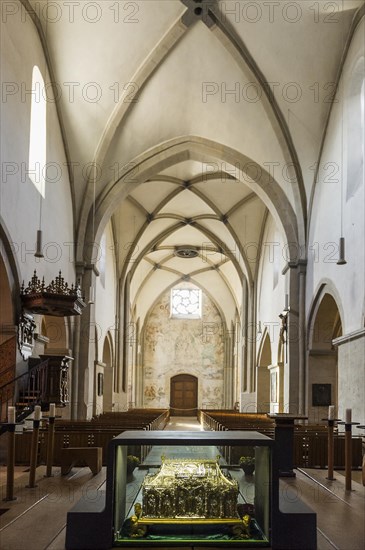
[66,428,316,550]
[112,430,273,547]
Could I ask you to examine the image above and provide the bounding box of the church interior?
[0,1,364,549]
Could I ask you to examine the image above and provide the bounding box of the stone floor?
[0,417,364,550]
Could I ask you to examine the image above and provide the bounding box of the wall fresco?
[143,284,225,409]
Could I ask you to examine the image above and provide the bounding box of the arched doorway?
[308,293,342,422]
[170,374,198,416]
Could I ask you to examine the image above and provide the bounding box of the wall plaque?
[312,384,331,406]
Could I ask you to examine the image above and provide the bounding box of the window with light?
[171,288,202,319]
[28,65,46,197]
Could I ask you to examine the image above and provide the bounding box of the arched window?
[346,57,365,200]
[28,66,46,197]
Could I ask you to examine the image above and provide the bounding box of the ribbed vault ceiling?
[23,0,364,325]
[114,159,267,325]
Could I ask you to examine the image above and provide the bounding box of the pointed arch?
[307,280,345,348]
[0,228,18,420]
[80,137,300,268]
[102,332,114,413]
[0,218,21,323]
[307,284,343,422]
[141,277,228,333]
[256,330,271,413]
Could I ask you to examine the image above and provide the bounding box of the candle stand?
[26,418,41,489]
[1,421,18,501]
[338,419,360,491]
[45,414,56,477]
[321,416,341,481]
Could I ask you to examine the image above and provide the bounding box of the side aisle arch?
[307,282,343,422]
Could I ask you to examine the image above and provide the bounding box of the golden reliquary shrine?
[141,457,239,520]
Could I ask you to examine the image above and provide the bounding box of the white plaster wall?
[143,284,225,409]
[257,215,287,365]
[307,19,365,334]
[337,335,365,424]
[307,353,338,424]
[252,214,288,411]
[94,223,119,408]
[0,3,75,286]
[95,223,117,357]
[307,19,365,419]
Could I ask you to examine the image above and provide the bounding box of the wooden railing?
[18,358,50,404]
[0,358,50,427]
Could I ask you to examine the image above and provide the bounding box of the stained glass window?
[171,288,201,318]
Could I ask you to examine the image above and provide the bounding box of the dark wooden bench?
[60,447,102,475]
[14,410,170,466]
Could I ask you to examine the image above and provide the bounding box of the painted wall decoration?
[143,284,225,409]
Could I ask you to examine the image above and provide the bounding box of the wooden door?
[170,374,198,416]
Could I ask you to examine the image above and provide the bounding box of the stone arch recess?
[102,332,114,413]
[306,282,344,422]
[256,330,271,413]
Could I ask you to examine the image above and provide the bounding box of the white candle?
[328,405,335,420]
[49,403,56,418]
[8,406,16,424]
[345,408,352,424]
[34,405,42,421]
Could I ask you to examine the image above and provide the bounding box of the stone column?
[298,266,306,415]
[70,314,80,420]
[135,327,144,408]
[246,282,255,393]
[120,273,131,394]
[76,263,98,419]
[285,261,306,414]
[224,333,233,408]
[241,279,248,393]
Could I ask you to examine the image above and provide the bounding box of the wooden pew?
[15,409,169,466]
[199,410,362,469]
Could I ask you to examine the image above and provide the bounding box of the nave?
[0,417,364,550]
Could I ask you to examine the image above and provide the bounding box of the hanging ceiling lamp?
[337,20,347,266]
[34,228,44,258]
